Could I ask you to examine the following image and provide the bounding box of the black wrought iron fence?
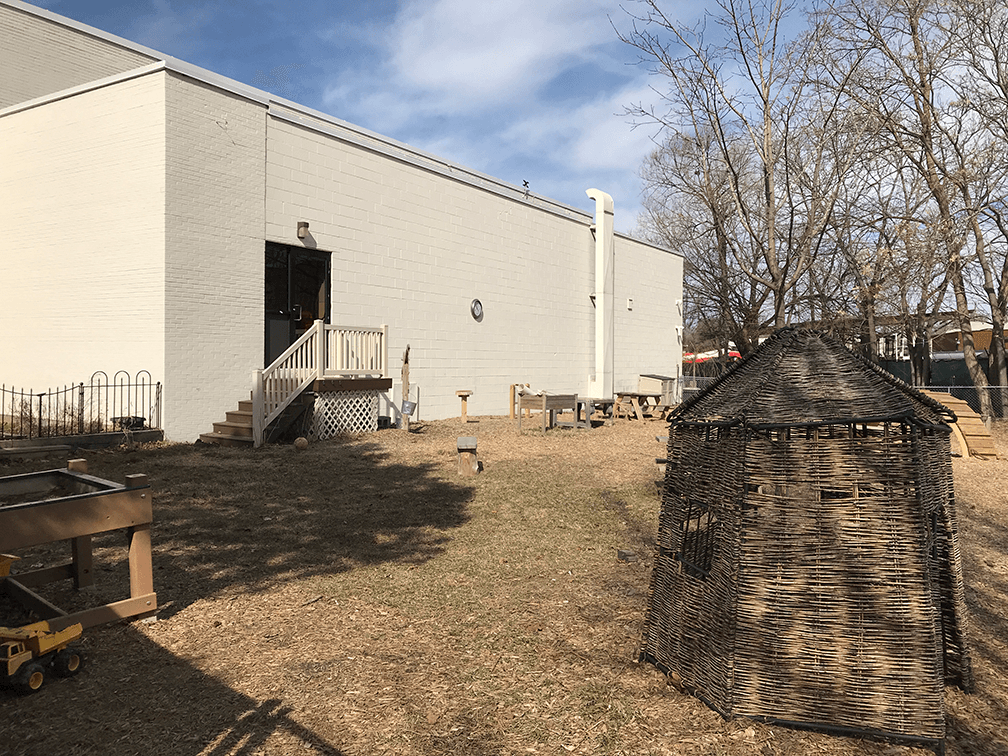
[0,371,161,441]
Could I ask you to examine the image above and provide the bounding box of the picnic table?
[614,392,671,421]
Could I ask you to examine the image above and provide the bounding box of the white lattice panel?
[310,390,378,439]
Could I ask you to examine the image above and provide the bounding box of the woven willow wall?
[641,419,973,744]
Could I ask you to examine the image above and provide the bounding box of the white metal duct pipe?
[586,188,614,398]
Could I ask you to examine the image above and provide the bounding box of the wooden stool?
[456,390,473,422]
[457,436,478,476]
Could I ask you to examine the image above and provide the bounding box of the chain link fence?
[924,385,1008,418]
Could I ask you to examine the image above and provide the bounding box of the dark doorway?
[264,242,331,366]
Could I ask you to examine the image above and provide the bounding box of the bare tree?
[817,0,996,417]
[949,0,1008,386]
[637,130,771,354]
[620,0,864,337]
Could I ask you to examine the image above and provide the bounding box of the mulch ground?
[0,415,1006,756]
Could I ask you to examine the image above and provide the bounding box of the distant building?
[0,0,683,441]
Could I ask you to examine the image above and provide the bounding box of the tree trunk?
[863,299,878,363]
[908,321,932,387]
[950,257,994,421]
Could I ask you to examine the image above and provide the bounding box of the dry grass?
[0,415,1006,755]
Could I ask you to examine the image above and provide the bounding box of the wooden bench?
[517,392,579,432]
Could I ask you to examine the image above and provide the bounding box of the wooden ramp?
[920,390,998,459]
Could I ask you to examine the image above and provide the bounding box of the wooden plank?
[541,394,577,411]
[516,393,541,432]
[313,377,392,392]
[11,563,75,588]
[72,535,94,589]
[0,470,67,497]
[517,393,578,432]
[947,421,970,457]
[921,390,998,459]
[631,397,644,421]
[48,593,158,631]
[128,525,154,598]
[0,486,151,551]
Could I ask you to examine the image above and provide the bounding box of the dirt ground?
[0,415,1006,756]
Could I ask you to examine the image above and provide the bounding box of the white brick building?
[0,0,683,442]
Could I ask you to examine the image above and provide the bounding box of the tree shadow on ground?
[1,437,473,616]
[0,622,346,756]
[945,502,1008,756]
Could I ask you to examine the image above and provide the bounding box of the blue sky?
[29,0,692,233]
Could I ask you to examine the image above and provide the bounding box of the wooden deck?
[920,390,998,459]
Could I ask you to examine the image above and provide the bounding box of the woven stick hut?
[641,329,973,746]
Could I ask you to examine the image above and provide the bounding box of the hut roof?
[672,328,954,427]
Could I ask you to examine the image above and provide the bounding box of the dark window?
[676,496,717,579]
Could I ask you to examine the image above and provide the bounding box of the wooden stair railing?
[249,321,388,447]
[252,321,322,446]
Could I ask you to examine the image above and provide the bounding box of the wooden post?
[401,344,410,432]
[67,460,93,588]
[71,536,94,589]
[509,384,516,419]
[252,369,265,448]
[456,390,472,422]
[382,324,389,378]
[125,474,154,606]
[457,437,478,476]
[314,319,325,379]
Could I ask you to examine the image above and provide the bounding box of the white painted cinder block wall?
[0,0,682,435]
[265,115,595,420]
[612,233,684,393]
[163,73,267,442]
[264,114,682,420]
[0,1,154,109]
[0,72,167,393]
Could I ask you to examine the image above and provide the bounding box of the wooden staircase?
[200,321,388,447]
[199,398,255,447]
[200,393,314,447]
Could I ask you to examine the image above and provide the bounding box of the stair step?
[199,432,254,447]
[226,410,253,425]
[238,400,253,413]
[213,421,253,438]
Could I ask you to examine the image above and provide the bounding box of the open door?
[264,242,331,366]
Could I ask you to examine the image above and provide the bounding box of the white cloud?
[319,0,679,232]
[386,0,617,110]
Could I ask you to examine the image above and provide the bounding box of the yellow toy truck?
[1,621,84,694]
